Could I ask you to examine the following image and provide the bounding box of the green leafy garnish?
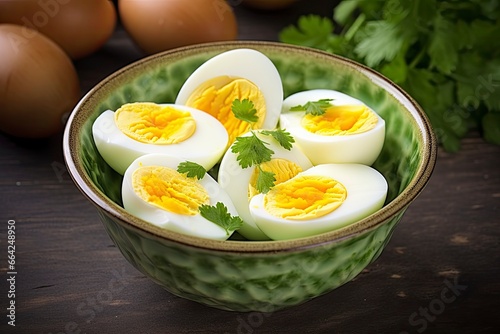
[289,99,334,116]
[230,100,297,192]
[231,132,273,168]
[260,129,295,150]
[177,161,206,179]
[231,130,297,192]
[199,202,244,235]
[280,0,500,151]
[255,167,276,194]
[231,98,259,123]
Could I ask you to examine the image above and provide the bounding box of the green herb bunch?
[280,0,500,151]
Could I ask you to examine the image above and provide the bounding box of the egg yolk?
[115,102,196,144]
[302,104,378,135]
[263,175,347,220]
[132,165,209,215]
[248,158,303,199]
[185,76,266,145]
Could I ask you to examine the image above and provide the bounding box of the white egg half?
[92,102,228,175]
[249,163,388,240]
[280,89,385,166]
[122,153,239,241]
[218,130,313,240]
[175,48,283,146]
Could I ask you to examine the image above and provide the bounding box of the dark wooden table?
[1,2,499,333]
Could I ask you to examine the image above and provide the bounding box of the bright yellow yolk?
[132,165,209,215]
[185,76,266,145]
[115,102,196,144]
[302,104,378,135]
[248,159,303,199]
[264,175,347,220]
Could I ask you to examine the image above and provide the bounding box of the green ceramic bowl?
[63,41,437,312]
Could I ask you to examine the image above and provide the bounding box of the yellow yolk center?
[302,104,378,135]
[115,102,196,144]
[248,159,303,199]
[264,175,347,220]
[185,76,266,145]
[132,165,209,215]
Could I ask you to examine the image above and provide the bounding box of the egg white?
[249,163,388,240]
[280,89,385,166]
[218,130,313,240]
[92,103,228,175]
[122,153,239,241]
[175,48,283,130]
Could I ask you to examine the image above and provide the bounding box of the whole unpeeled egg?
[218,130,313,240]
[122,153,239,241]
[176,48,283,147]
[118,0,238,55]
[280,89,386,166]
[92,102,228,175]
[0,24,80,138]
[0,0,117,59]
[249,163,388,240]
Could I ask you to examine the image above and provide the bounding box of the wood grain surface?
[1,1,499,333]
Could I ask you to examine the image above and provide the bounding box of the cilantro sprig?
[177,163,242,235]
[229,98,295,193]
[231,132,274,168]
[231,130,295,193]
[199,202,243,235]
[280,0,500,151]
[177,161,206,179]
[232,98,258,123]
[261,129,295,150]
[255,167,276,194]
[289,98,334,116]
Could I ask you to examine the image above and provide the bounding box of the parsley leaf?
[290,98,334,116]
[177,161,206,179]
[230,129,295,192]
[261,129,295,150]
[455,53,500,112]
[231,132,273,168]
[255,167,276,194]
[199,202,244,235]
[428,14,459,75]
[232,98,258,123]
[380,49,408,84]
[354,20,406,67]
[279,14,334,49]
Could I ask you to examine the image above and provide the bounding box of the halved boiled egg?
[249,163,388,240]
[92,102,228,174]
[122,153,238,240]
[280,89,385,166]
[218,130,313,240]
[175,48,283,147]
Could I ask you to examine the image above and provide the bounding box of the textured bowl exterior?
[64,41,436,312]
[99,208,403,312]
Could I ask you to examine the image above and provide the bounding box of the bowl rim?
[63,41,437,253]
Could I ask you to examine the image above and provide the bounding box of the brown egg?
[0,0,117,59]
[118,0,238,55]
[0,24,81,138]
